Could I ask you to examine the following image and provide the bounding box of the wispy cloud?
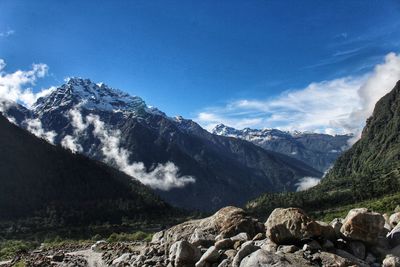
[0,30,15,38]
[24,118,57,144]
[61,107,196,190]
[0,58,53,109]
[195,53,400,140]
[296,177,320,191]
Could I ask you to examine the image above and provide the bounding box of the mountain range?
[248,80,400,217]
[212,124,351,172]
[2,78,332,211]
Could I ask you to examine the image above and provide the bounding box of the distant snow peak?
[34,78,148,115]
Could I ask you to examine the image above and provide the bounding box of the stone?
[365,253,377,264]
[277,245,299,253]
[169,240,202,267]
[239,249,314,267]
[232,241,259,267]
[330,218,343,238]
[152,230,165,244]
[348,241,366,260]
[190,228,215,247]
[388,224,400,247]
[163,207,262,248]
[223,249,237,261]
[215,238,233,250]
[91,240,107,252]
[302,240,321,252]
[112,253,132,266]
[393,213,400,228]
[265,208,322,244]
[383,255,400,267]
[230,233,249,242]
[340,208,385,244]
[195,246,220,267]
[52,252,64,262]
[321,239,334,250]
[312,251,365,267]
[316,221,336,241]
[252,233,265,241]
[217,259,230,267]
[335,249,369,267]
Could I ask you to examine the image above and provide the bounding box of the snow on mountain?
[212,123,352,172]
[33,78,157,116]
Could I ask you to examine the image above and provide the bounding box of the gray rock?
[252,233,265,241]
[112,253,132,266]
[195,246,220,267]
[217,259,229,267]
[239,249,314,267]
[329,218,343,238]
[391,213,400,228]
[302,240,321,252]
[340,208,385,244]
[388,224,400,247]
[232,241,259,267]
[383,255,400,267]
[215,238,233,250]
[190,228,215,247]
[169,240,202,267]
[277,245,299,253]
[265,208,322,244]
[348,241,366,260]
[231,233,249,242]
[335,249,369,267]
[321,239,334,250]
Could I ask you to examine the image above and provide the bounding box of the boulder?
[340,208,385,244]
[348,241,366,260]
[265,208,322,244]
[215,238,233,250]
[195,246,220,267]
[164,207,262,248]
[383,255,400,267]
[316,221,336,241]
[112,253,132,266]
[330,218,343,238]
[230,233,249,242]
[312,251,367,267]
[388,225,400,247]
[232,241,259,267]
[240,249,314,267]
[392,213,400,228]
[169,240,202,267]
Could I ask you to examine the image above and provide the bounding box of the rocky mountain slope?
[213,124,351,172]
[2,78,321,211]
[247,80,400,217]
[0,113,170,226]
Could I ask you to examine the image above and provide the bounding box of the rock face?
[340,208,385,244]
[265,208,322,244]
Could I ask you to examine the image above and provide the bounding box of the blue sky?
[1,0,400,134]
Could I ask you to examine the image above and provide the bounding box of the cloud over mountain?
[195,53,400,139]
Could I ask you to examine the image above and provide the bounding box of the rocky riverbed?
[4,206,400,266]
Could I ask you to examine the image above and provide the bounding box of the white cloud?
[62,107,195,190]
[0,30,14,38]
[296,177,320,191]
[0,59,52,108]
[195,52,400,140]
[24,118,57,144]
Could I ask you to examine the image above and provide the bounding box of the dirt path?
[68,249,106,267]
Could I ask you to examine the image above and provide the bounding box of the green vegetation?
[0,240,37,261]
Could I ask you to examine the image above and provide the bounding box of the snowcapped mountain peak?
[33,78,148,115]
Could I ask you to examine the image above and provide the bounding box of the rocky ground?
[4,206,400,266]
